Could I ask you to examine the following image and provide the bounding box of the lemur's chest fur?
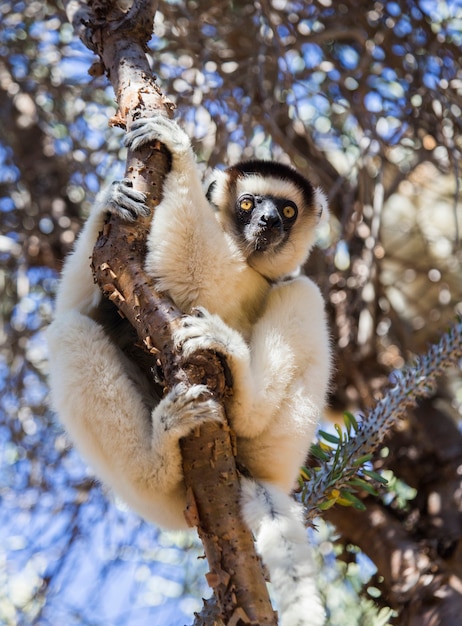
[166,259,271,342]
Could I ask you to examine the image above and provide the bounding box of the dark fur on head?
[224,160,315,209]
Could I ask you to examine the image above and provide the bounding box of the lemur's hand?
[154,382,223,439]
[125,116,191,155]
[100,179,150,222]
[173,307,250,385]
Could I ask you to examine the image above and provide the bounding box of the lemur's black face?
[235,193,298,252]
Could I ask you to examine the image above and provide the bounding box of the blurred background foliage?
[0,0,461,624]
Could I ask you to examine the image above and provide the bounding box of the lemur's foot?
[156,382,223,438]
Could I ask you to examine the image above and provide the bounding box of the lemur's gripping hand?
[101,179,150,222]
[125,116,191,156]
[156,382,223,440]
[173,307,250,387]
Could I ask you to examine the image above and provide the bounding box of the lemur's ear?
[205,180,217,204]
[204,168,229,210]
[314,187,329,224]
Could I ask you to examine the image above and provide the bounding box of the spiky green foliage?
[301,320,462,518]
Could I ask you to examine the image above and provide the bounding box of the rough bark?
[63,0,275,623]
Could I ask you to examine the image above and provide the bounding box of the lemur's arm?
[125,116,269,325]
[54,181,148,317]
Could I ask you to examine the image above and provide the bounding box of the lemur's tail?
[241,478,326,626]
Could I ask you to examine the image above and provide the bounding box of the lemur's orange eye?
[283,205,296,219]
[240,198,254,211]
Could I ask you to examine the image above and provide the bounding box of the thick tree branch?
[63,1,275,623]
[320,395,462,625]
[327,497,462,626]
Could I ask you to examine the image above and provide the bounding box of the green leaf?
[318,429,340,445]
[339,490,367,510]
[334,423,345,442]
[343,411,359,433]
[362,469,389,485]
[352,453,373,467]
[310,443,331,461]
[349,478,379,496]
[318,498,338,511]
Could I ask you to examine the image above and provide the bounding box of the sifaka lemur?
[47,115,331,625]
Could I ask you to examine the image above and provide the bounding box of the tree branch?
[302,321,462,518]
[327,498,462,626]
[63,1,275,623]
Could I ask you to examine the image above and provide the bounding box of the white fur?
[47,116,330,624]
[235,175,306,207]
[241,479,326,626]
